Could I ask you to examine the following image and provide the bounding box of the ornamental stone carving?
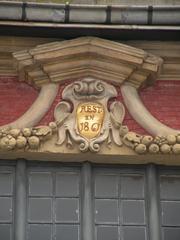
[0,77,180,155]
[1,37,180,161]
[54,78,128,152]
[0,123,58,151]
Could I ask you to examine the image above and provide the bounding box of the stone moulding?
[13,37,163,89]
[1,37,180,156]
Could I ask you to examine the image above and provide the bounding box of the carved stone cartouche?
[54,77,128,153]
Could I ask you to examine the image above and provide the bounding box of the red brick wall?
[0,76,180,135]
[0,76,38,125]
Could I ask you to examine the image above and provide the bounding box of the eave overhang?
[0,1,180,40]
[1,1,180,25]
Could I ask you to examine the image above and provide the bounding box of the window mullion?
[82,162,94,240]
[14,160,27,240]
[147,164,161,240]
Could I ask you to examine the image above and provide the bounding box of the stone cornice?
[13,37,163,89]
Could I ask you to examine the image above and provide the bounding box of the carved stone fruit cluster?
[123,132,180,154]
[0,122,57,151]
[1,120,180,155]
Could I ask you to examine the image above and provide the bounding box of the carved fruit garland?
[1,123,180,154]
[123,132,180,154]
[0,122,57,151]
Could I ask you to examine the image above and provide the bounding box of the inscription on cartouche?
[76,102,104,139]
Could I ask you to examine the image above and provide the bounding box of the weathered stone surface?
[13,37,162,89]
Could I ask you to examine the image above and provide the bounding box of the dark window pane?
[95,174,119,198]
[0,173,13,196]
[121,175,144,199]
[56,173,79,197]
[96,226,119,240]
[29,172,52,196]
[160,176,180,200]
[123,226,146,240]
[0,198,12,222]
[95,199,118,224]
[122,200,145,225]
[162,201,180,226]
[55,199,79,223]
[55,225,79,240]
[29,198,52,223]
[0,224,11,240]
[28,224,52,240]
[163,227,180,240]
